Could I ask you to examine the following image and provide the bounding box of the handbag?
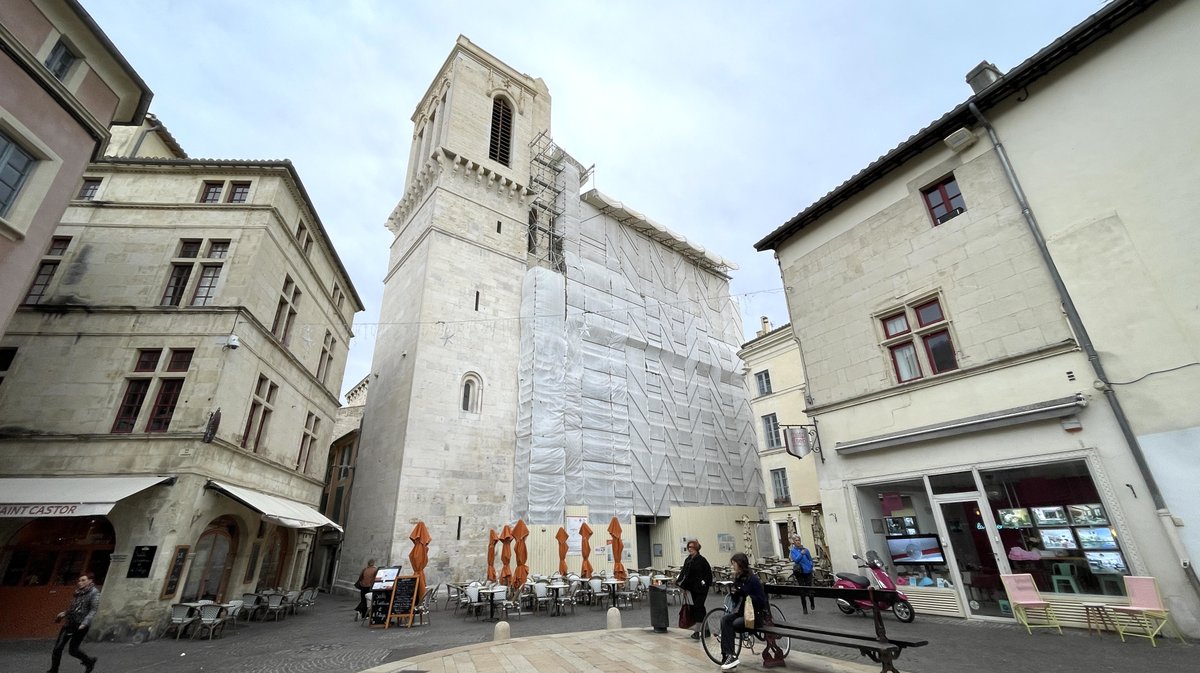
[678,603,696,629]
[742,597,755,629]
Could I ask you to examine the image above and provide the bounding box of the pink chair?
[1000,573,1062,634]
[1109,576,1185,646]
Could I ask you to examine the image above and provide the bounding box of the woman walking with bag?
[719,553,768,670]
[676,538,712,639]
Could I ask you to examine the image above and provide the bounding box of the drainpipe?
[968,102,1199,597]
[128,118,163,157]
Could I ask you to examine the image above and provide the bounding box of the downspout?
[968,102,1199,596]
[127,118,163,158]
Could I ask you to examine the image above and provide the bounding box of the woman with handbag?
[676,538,712,638]
[719,552,768,670]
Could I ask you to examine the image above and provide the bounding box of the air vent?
[943,127,977,153]
[1066,371,1076,382]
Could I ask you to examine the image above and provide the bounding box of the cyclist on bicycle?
[719,552,769,670]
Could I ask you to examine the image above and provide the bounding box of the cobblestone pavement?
[0,591,1191,673]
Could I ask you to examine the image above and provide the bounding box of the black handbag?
[678,603,696,629]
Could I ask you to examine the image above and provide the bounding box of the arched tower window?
[461,372,482,414]
[488,96,513,166]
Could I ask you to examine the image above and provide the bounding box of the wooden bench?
[759,584,928,673]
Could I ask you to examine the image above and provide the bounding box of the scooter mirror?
[851,553,861,560]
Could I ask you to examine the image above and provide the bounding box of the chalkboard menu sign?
[159,545,189,599]
[126,545,157,579]
[369,572,419,629]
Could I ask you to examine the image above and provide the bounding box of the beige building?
[738,318,824,566]
[0,0,151,335]
[755,0,1199,633]
[341,37,764,587]
[0,119,363,640]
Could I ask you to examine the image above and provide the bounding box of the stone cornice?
[386,146,534,234]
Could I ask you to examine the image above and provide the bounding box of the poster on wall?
[607,540,631,562]
[566,516,587,555]
[718,533,735,553]
[1068,504,1108,526]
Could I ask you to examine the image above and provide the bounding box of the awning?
[207,480,342,532]
[0,475,174,518]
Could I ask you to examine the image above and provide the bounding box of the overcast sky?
[81,0,1104,401]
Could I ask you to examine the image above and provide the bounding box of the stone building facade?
[341,37,764,586]
[0,119,362,640]
[755,0,1199,633]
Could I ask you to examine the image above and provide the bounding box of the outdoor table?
[653,575,670,586]
[547,582,569,616]
[479,586,504,622]
[602,578,621,609]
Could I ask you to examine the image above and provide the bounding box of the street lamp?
[782,422,823,463]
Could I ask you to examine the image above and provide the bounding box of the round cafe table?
[601,579,622,608]
[478,587,504,622]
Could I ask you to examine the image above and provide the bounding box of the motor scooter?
[832,550,916,623]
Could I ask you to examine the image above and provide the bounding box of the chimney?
[965,61,1003,94]
[757,316,773,337]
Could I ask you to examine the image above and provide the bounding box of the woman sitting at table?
[354,559,378,621]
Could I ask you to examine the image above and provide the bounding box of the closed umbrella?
[408,520,431,600]
[499,524,514,585]
[555,527,569,575]
[487,529,498,582]
[608,517,626,580]
[512,519,530,589]
[579,521,593,578]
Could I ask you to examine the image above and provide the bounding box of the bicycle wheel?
[769,604,791,657]
[700,607,739,664]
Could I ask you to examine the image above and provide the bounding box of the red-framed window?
[77,178,101,200]
[922,176,966,226]
[146,379,184,432]
[47,236,71,256]
[241,375,277,452]
[879,297,958,384]
[22,262,58,305]
[199,182,223,203]
[166,349,193,372]
[111,379,151,433]
[134,349,162,372]
[227,181,250,203]
[161,265,192,306]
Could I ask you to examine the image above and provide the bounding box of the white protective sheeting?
[0,475,173,518]
[207,480,342,531]
[514,162,764,524]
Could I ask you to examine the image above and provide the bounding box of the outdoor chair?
[282,589,302,615]
[1109,576,1186,646]
[192,603,229,640]
[555,583,578,615]
[573,578,594,606]
[445,583,465,612]
[1000,573,1062,634]
[615,576,638,607]
[240,593,265,621]
[264,592,288,621]
[412,586,438,626]
[589,577,606,610]
[223,600,244,628]
[164,604,198,640]
[495,585,523,621]
[463,582,487,620]
[531,581,553,613]
[293,587,316,613]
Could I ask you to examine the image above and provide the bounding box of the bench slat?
[765,621,928,649]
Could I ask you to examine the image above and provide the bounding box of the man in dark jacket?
[677,538,712,638]
[48,571,100,673]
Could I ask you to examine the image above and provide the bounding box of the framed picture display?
[1067,503,1108,526]
[1085,551,1128,575]
[1076,526,1118,550]
[1039,528,1077,550]
[885,517,918,535]
[997,508,1033,529]
[1031,506,1068,526]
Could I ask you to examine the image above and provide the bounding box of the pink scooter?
[833,551,916,623]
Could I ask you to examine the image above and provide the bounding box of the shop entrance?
[937,498,1009,618]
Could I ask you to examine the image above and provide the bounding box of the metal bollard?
[649,585,669,632]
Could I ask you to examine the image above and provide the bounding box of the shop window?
[0,518,114,587]
[256,528,288,591]
[180,517,237,602]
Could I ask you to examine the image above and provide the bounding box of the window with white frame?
[762,413,782,449]
[879,296,959,383]
[1,130,36,217]
[755,370,772,396]
[770,468,791,505]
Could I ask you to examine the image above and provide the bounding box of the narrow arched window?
[488,96,513,166]
[461,372,482,414]
[462,380,474,411]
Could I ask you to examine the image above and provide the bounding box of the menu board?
[126,545,156,579]
[159,545,189,599]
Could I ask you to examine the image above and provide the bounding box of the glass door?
[938,499,1008,618]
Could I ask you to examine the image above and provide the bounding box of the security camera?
[227,334,240,349]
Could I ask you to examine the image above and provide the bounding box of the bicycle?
[699,601,791,665]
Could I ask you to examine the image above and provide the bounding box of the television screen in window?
[1038,528,1077,550]
[997,508,1033,529]
[1068,503,1108,526]
[885,534,946,565]
[1032,506,1068,526]
[1085,551,1128,575]
[1076,526,1118,550]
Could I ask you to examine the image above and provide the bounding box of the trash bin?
[649,584,669,632]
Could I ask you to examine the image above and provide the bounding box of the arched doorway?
[256,527,289,591]
[180,516,238,602]
[0,517,115,639]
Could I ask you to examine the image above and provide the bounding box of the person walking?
[48,571,100,673]
[789,537,815,610]
[719,553,768,670]
[676,538,712,639]
[354,559,379,621]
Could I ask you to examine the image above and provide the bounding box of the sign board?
[369,571,419,629]
[159,545,189,599]
[126,545,156,579]
[566,516,587,555]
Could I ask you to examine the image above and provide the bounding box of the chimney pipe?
[965,61,1003,94]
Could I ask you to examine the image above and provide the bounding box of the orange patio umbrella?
[487,528,498,582]
[579,521,594,578]
[499,524,514,585]
[512,519,530,589]
[608,517,626,580]
[555,526,569,575]
[408,520,432,600]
